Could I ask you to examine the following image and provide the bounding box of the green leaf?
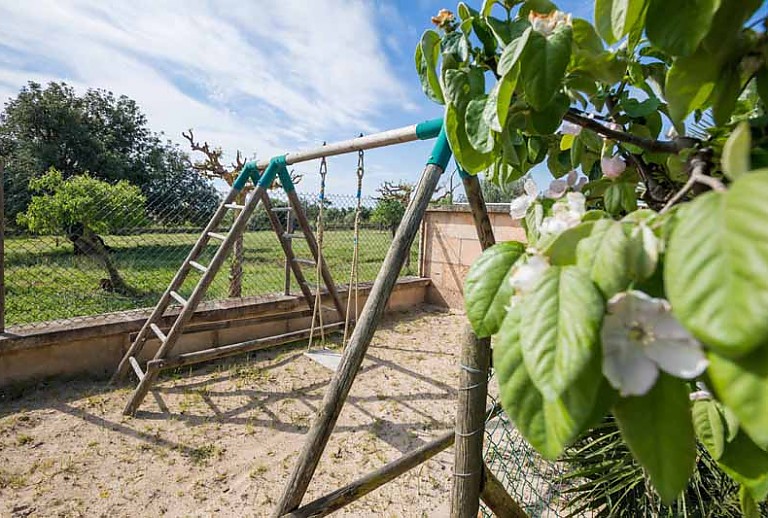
[521,26,572,110]
[494,308,603,459]
[621,96,661,118]
[441,31,470,64]
[498,26,532,77]
[626,223,659,282]
[757,67,768,108]
[646,0,720,57]
[613,374,696,504]
[594,0,647,45]
[741,486,761,518]
[722,121,751,181]
[665,47,719,128]
[465,95,495,154]
[710,65,741,126]
[415,31,444,104]
[443,68,485,110]
[528,93,571,135]
[717,431,768,502]
[576,219,633,298]
[484,68,519,132]
[520,266,604,400]
[445,102,495,174]
[571,18,604,55]
[665,172,768,356]
[708,345,768,450]
[544,221,596,266]
[692,399,726,459]
[603,181,637,216]
[464,241,527,337]
[486,16,513,46]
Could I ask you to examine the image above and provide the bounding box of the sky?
[0,1,605,197]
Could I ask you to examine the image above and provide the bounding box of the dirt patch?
[0,306,466,517]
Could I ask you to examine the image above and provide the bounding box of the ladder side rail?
[284,189,346,320]
[111,186,242,382]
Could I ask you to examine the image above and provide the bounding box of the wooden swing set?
[111,118,526,517]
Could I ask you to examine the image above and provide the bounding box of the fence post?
[451,324,491,518]
[451,172,497,517]
[0,159,5,333]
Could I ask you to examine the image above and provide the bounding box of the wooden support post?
[284,429,455,518]
[480,463,529,518]
[451,325,492,518]
[451,172,496,518]
[461,173,495,248]
[272,162,446,515]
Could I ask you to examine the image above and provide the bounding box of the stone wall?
[420,204,524,309]
[0,278,429,390]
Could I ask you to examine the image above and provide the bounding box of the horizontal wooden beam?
[283,429,454,518]
[150,322,345,371]
[282,404,502,518]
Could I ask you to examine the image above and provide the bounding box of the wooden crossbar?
[150,321,345,371]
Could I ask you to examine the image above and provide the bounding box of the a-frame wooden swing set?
[112,118,516,516]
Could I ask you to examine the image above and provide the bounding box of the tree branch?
[563,109,696,154]
[661,151,725,213]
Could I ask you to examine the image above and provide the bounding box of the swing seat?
[303,348,343,371]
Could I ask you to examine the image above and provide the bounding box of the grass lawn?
[5,227,418,327]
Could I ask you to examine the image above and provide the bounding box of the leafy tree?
[17,168,146,294]
[371,198,406,236]
[370,181,414,237]
[418,1,768,513]
[0,81,218,223]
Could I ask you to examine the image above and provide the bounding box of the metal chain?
[343,146,364,347]
[307,152,328,350]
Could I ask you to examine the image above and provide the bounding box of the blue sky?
[0,0,699,197]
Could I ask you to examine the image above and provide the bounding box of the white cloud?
[0,0,427,194]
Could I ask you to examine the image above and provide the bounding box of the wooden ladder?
[112,162,346,415]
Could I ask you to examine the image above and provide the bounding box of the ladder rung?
[271,207,292,213]
[169,290,187,306]
[224,203,245,210]
[294,258,316,266]
[150,323,167,342]
[189,260,208,273]
[207,232,227,241]
[128,356,145,381]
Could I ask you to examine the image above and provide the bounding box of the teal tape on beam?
[415,118,443,140]
[276,158,295,192]
[258,156,284,189]
[426,127,452,170]
[233,162,257,190]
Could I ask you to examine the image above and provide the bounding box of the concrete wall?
[421,205,525,309]
[0,278,429,390]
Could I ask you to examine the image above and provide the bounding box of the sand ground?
[0,306,468,518]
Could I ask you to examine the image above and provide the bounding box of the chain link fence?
[482,387,568,517]
[4,178,418,330]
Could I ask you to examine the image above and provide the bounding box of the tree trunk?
[229,192,245,298]
[70,226,132,295]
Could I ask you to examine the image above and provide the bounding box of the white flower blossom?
[601,156,626,179]
[559,121,582,135]
[507,254,550,307]
[545,171,586,199]
[509,178,538,220]
[601,291,708,397]
[528,10,572,37]
[540,192,586,238]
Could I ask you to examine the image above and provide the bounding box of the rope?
[343,145,364,347]
[307,153,328,351]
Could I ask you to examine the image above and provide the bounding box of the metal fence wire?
[4,180,417,330]
[482,385,568,518]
